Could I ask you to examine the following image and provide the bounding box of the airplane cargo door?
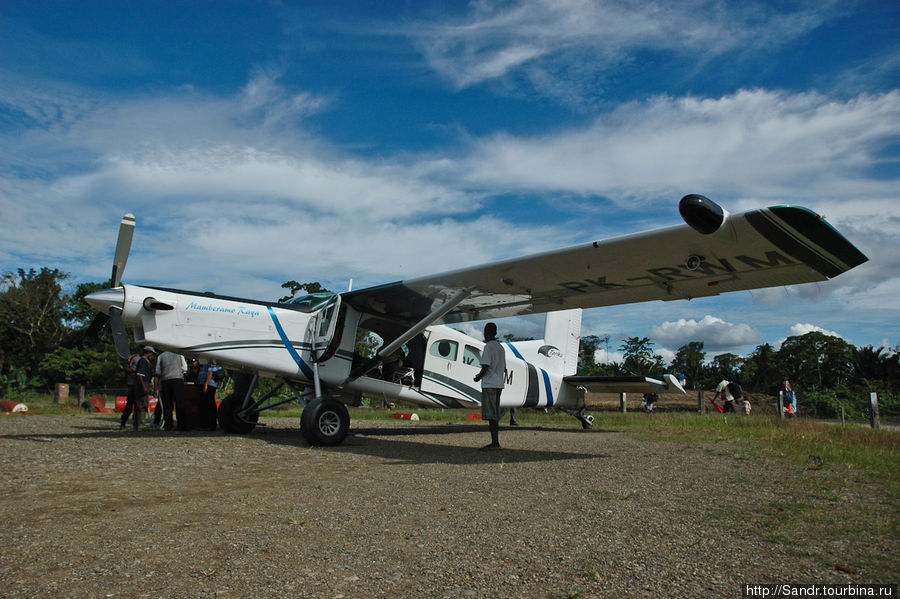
[420,337,481,405]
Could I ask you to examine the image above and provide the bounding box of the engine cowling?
[679,194,726,235]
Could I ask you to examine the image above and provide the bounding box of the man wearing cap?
[132,346,156,430]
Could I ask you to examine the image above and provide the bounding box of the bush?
[800,383,898,421]
[38,346,124,389]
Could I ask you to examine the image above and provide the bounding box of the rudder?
[543,309,582,376]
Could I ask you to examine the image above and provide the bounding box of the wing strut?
[349,286,474,381]
[377,286,474,358]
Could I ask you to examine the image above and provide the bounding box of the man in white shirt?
[474,322,506,450]
[715,379,737,413]
[154,351,188,430]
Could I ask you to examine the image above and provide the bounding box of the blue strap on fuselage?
[267,306,314,379]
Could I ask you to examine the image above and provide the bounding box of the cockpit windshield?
[283,292,337,313]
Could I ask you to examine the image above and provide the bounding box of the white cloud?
[787,323,843,338]
[0,77,565,298]
[459,89,900,206]
[776,323,846,349]
[650,315,760,352]
[1,74,896,350]
[412,0,842,91]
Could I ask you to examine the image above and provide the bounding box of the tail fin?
[543,309,582,376]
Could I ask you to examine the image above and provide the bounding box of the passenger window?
[429,339,458,361]
[463,345,481,366]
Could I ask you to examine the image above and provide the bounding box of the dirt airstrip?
[0,413,895,598]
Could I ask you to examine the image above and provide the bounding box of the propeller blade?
[110,213,135,288]
[109,308,131,359]
[84,312,110,338]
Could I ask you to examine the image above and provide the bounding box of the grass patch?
[592,412,899,485]
[602,412,898,577]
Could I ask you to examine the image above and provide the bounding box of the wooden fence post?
[869,392,880,429]
[697,390,703,414]
[779,391,785,420]
[619,392,627,413]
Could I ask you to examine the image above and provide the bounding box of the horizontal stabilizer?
[564,373,685,394]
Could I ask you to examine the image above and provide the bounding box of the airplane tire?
[300,398,350,446]
[217,394,259,434]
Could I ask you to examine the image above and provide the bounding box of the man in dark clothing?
[197,361,223,430]
[132,346,156,430]
[120,353,142,430]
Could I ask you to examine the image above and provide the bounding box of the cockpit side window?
[463,345,481,366]
[284,292,337,313]
[429,339,458,361]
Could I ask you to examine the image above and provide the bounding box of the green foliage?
[576,329,899,403]
[278,281,331,303]
[778,331,855,388]
[670,341,705,390]
[355,330,381,359]
[38,346,124,388]
[742,343,780,393]
[706,352,744,386]
[0,365,45,395]
[799,383,899,421]
[619,336,656,375]
[577,334,611,375]
[0,268,71,373]
[854,345,900,389]
[64,279,111,328]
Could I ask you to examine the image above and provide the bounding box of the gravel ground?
[0,413,892,598]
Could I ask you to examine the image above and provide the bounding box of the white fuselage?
[117,284,585,411]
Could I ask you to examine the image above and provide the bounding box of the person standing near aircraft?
[154,350,187,431]
[119,352,142,430]
[133,346,156,430]
[474,322,506,450]
[197,361,223,430]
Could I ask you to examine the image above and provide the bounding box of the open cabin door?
[312,294,341,361]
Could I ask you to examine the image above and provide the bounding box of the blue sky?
[1,0,898,363]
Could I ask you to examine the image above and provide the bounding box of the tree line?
[2,267,896,419]
[579,334,899,419]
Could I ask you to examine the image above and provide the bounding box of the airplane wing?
[564,374,686,394]
[342,197,867,326]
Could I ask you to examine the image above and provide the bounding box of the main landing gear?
[216,372,351,446]
[300,397,350,446]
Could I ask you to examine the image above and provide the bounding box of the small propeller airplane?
[86,195,868,445]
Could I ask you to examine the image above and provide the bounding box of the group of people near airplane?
[119,346,222,431]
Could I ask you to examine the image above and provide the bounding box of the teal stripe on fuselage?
[267,307,314,379]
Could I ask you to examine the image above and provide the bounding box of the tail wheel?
[301,398,350,446]
[217,394,259,434]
